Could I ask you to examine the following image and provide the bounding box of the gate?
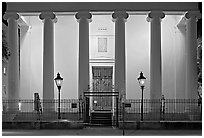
[82,91,119,127]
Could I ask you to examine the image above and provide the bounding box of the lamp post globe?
[137,71,146,121]
[54,72,63,119]
[137,72,146,88]
[54,72,63,90]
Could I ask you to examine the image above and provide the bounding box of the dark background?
[2,2,202,37]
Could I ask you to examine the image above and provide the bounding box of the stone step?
[90,112,112,125]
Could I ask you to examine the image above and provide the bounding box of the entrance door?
[92,66,113,111]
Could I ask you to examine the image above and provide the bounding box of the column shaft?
[184,11,201,120]
[7,18,20,101]
[112,11,128,97]
[75,12,92,98]
[79,18,90,97]
[39,11,56,111]
[4,12,20,111]
[115,18,126,96]
[185,11,201,99]
[150,16,162,100]
[43,18,54,102]
[148,11,165,100]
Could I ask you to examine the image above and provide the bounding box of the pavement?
[2,127,202,136]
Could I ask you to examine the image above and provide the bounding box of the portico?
[3,2,201,112]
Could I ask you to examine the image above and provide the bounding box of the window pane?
[98,37,107,52]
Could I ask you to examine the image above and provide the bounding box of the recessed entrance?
[83,66,119,126]
[92,66,113,111]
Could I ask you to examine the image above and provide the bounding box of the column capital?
[148,11,165,19]
[185,11,201,20]
[75,11,92,21]
[112,10,129,21]
[3,12,19,20]
[39,11,57,22]
[147,11,165,22]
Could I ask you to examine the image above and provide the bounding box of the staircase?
[90,110,112,126]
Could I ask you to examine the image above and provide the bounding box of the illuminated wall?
[20,13,186,100]
[20,15,78,100]
[126,15,150,99]
[126,14,186,99]
[161,15,186,99]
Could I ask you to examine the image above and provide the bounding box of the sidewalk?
[2,127,202,136]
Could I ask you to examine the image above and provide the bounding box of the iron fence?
[2,99,82,122]
[2,98,202,122]
[119,99,202,121]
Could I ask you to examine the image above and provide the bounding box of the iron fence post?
[122,102,125,136]
[82,97,85,122]
[198,97,202,120]
[116,96,118,127]
[85,97,89,123]
[78,100,80,120]
[161,95,165,120]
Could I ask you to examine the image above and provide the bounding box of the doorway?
[92,66,113,111]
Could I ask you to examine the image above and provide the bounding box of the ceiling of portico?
[18,11,186,28]
[18,11,186,17]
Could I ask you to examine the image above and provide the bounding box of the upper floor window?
[98,37,107,52]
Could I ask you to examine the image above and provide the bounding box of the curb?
[118,121,202,130]
[2,121,84,129]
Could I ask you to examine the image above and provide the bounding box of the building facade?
[2,2,201,112]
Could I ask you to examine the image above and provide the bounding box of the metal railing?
[2,99,82,122]
[2,98,202,122]
[119,99,202,121]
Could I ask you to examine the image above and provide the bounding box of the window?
[98,37,107,52]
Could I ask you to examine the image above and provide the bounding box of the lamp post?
[54,72,63,120]
[137,72,146,121]
[121,94,125,136]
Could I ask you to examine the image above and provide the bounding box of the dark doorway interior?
[92,66,113,111]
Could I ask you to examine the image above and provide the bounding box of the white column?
[39,11,57,111]
[75,11,92,98]
[112,11,129,97]
[185,11,201,99]
[147,11,165,100]
[3,12,20,111]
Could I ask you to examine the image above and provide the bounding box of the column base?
[149,99,161,120]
